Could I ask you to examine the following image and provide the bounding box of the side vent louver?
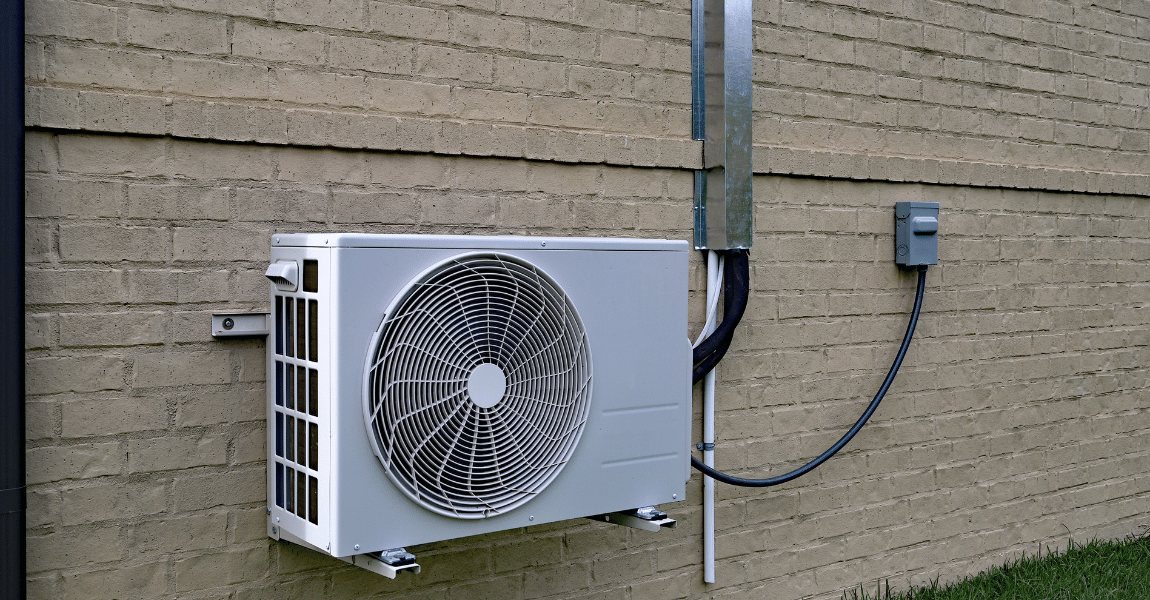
[273,259,321,525]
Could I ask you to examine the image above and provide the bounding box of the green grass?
[842,530,1150,600]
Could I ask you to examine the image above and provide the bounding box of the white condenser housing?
[266,234,690,564]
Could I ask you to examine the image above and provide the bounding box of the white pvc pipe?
[703,250,718,583]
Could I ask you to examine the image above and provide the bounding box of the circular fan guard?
[363,252,593,519]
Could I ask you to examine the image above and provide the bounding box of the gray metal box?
[894,202,939,266]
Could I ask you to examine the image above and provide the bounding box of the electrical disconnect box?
[895,202,939,266]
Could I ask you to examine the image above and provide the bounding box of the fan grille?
[364,252,593,519]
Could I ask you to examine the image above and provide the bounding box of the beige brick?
[422,195,498,226]
[176,389,263,426]
[232,21,325,65]
[59,311,165,348]
[25,221,53,263]
[170,59,269,100]
[525,563,590,598]
[233,187,327,223]
[132,351,232,388]
[173,468,264,511]
[27,527,123,572]
[25,313,52,349]
[600,35,661,68]
[25,130,56,173]
[232,428,266,465]
[495,56,566,92]
[368,2,450,40]
[125,8,228,54]
[275,0,362,29]
[62,397,168,438]
[171,0,264,18]
[368,78,450,115]
[529,95,601,129]
[276,147,367,184]
[173,227,269,262]
[453,11,528,51]
[128,513,229,555]
[128,434,228,472]
[574,0,638,33]
[570,65,634,98]
[329,36,412,75]
[60,480,169,526]
[493,536,563,572]
[126,269,175,303]
[26,442,122,484]
[369,152,451,187]
[46,46,165,92]
[58,134,166,177]
[416,46,493,83]
[26,0,117,43]
[175,270,230,303]
[452,157,528,191]
[128,184,230,221]
[26,355,124,395]
[593,550,655,584]
[333,191,419,224]
[174,547,268,592]
[455,87,529,122]
[172,139,273,181]
[60,562,168,599]
[59,224,170,263]
[528,25,597,61]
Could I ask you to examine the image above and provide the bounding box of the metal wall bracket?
[338,549,421,579]
[211,312,270,338]
[270,520,420,579]
[586,506,677,532]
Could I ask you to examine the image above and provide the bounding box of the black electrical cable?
[692,265,928,487]
[692,250,749,384]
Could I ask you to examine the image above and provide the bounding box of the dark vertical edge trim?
[1,0,25,596]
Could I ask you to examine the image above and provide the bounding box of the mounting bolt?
[275,517,280,523]
[222,318,235,330]
[541,241,546,246]
[354,544,361,551]
[272,526,278,534]
[266,508,271,515]
[528,516,534,521]
[672,494,677,499]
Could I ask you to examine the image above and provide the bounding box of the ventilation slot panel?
[271,258,322,527]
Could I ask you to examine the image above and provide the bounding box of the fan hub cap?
[467,363,506,409]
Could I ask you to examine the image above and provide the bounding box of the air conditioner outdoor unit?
[265,234,690,571]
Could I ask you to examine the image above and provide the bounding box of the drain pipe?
[0,0,26,595]
[692,0,752,585]
[702,250,719,583]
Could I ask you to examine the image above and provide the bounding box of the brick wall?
[23,0,1150,599]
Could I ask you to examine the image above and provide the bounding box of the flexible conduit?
[691,266,928,487]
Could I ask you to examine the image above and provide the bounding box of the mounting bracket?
[211,312,270,338]
[586,506,677,532]
[270,519,420,578]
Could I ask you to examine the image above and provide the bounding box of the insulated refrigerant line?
[691,265,928,487]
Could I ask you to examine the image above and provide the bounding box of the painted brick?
[26,0,118,43]
[128,434,228,472]
[125,8,228,55]
[132,351,232,388]
[27,355,124,395]
[231,22,325,65]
